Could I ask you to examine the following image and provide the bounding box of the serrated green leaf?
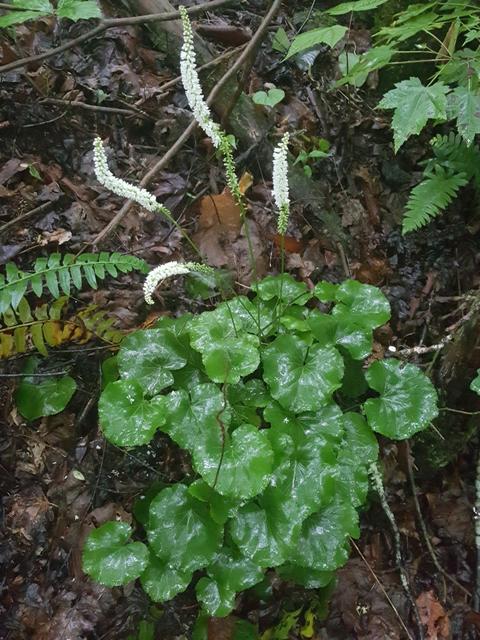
[189,304,260,383]
[98,380,166,446]
[262,335,344,412]
[140,553,192,602]
[15,358,76,421]
[471,370,480,395]
[378,78,449,151]
[83,521,148,587]
[147,485,223,573]
[117,328,188,396]
[0,9,51,27]
[338,45,394,86]
[56,0,101,20]
[363,359,438,439]
[286,25,348,59]
[450,86,480,146]
[327,0,390,14]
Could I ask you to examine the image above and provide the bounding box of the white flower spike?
[93,137,164,214]
[179,6,222,148]
[143,261,214,305]
[272,132,290,235]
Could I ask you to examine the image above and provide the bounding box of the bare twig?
[0,201,51,235]
[404,442,472,600]
[40,98,153,120]
[92,0,282,245]
[0,0,235,75]
[369,463,424,640]
[395,293,480,357]
[350,538,415,640]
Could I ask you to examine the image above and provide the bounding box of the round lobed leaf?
[196,547,264,617]
[262,335,344,412]
[189,304,260,383]
[252,274,312,306]
[98,380,166,446]
[194,423,274,500]
[332,280,390,330]
[82,521,148,587]
[148,484,223,573]
[287,497,359,572]
[363,359,438,439]
[15,373,76,421]
[117,328,188,396]
[140,553,192,602]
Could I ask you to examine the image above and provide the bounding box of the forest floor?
[1,1,480,639]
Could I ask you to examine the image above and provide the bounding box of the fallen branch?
[0,0,235,75]
[92,0,283,245]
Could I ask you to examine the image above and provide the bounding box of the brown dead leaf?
[40,228,72,245]
[198,188,242,233]
[208,616,236,640]
[416,591,450,640]
[272,233,303,253]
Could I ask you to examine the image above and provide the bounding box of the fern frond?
[0,298,123,359]
[430,132,480,183]
[402,167,468,233]
[0,252,148,314]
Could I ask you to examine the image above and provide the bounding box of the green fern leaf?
[0,252,147,313]
[402,168,468,233]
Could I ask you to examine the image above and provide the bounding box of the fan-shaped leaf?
[363,359,438,439]
[83,521,148,587]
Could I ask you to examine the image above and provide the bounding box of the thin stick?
[350,538,415,640]
[369,463,424,640]
[0,0,235,75]
[92,0,282,245]
[0,201,51,235]
[404,442,472,599]
[40,98,153,120]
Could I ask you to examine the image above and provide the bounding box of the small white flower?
[179,6,222,148]
[272,132,290,235]
[93,137,160,214]
[143,261,214,304]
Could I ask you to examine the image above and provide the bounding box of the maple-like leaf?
[378,78,449,152]
[449,86,480,146]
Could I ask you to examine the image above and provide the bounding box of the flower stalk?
[143,261,214,305]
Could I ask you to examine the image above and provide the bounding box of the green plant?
[80,8,439,622]
[330,0,480,231]
[0,252,147,357]
[402,133,480,232]
[287,0,480,231]
[252,87,285,108]
[82,274,438,616]
[0,0,101,27]
[293,137,330,178]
